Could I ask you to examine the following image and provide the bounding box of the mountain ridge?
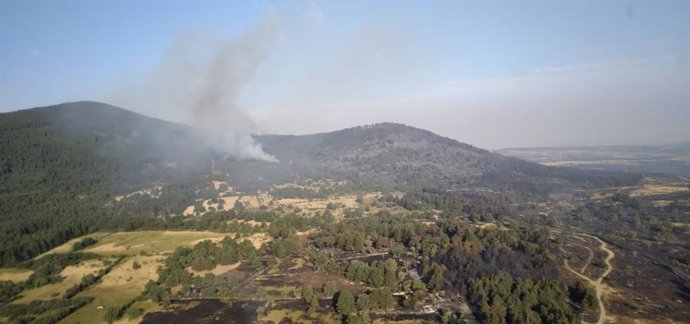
[1,101,641,194]
[0,101,642,265]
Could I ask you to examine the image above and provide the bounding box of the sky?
[1,0,689,150]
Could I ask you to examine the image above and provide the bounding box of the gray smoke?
[112,14,278,162]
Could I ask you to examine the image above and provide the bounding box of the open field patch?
[242,233,271,249]
[187,262,241,277]
[35,232,112,258]
[81,231,230,256]
[61,255,163,324]
[13,259,106,303]
[627,184,688,197]
[0,268,33,283]
[182,182,382,218]
[260,307,340,324]
[114,184,164,202]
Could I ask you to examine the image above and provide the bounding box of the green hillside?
[0,102,641,265]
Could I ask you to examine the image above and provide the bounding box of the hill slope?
[0,102,213,264]
[245,123,640,194]
[0,101,640,264]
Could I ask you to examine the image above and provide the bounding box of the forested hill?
[0,101,211,196]
[0,101,640,265]
[0,101,641,201]
[250,123,642,194]
[0,102,213,265]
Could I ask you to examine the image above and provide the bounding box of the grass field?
[187,262,241,277]
[37,231,272,259]
[0,268,33,282]
[36,232,113,259]
[78,231,230,256]
[61,255,163,324]
[261,309,340,324]
[11,230,271,322]
[34,231,230,258]
[13,259,107,304]
[627,184,688,197]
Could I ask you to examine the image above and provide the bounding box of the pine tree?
[336,290,356,315]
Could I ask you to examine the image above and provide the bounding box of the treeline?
[0,252,99,303]
[438,222,559,285]
[296,282,399,323]
[63,256,124,299]
[344,259,398,288]
[0,252,111,323]
[384,188,519,221]
[467,271,576,324]
[0,203,322,267]
[0,296,94,324]
[72,237,97,251]
[157,237,259,287]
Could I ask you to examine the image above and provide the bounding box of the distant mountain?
[0,101,641,198]
[497,144,690,176]
[246,123,641,194]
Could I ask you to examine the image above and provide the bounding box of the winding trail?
[579,245,594,274]
[563,233,615,324]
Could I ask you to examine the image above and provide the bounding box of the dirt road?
[563,233,615,324]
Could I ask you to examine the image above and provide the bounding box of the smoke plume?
[112,14,278,162]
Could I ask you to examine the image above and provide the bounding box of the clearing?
[61,255,163,324]
[80,231,230,256]
[35,232,112,258]
[0,268,34,282]
[187,262,241,277]
[37,231,269,258]
[627,184,688,197]
[13,259,107,304]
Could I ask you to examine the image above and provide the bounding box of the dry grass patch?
[652,200,674,207]
[230,219,270,227]
[82,231,229,256]
[13,259,106,303]
[187,262,240,277]
[35,232,112,258]
[212,180,234,192]
[182,204,196,216]
[628,184,688,197]
[271,193,380,218]
[260,308,340,324]
[114,184,163,202]
[61,255,163,324]
[0,268,33,282]
[242,233,271,249]
[288,258,306,271]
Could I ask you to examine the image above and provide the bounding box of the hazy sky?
[1,0,689,149]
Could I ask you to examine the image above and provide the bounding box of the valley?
[1,174,688,323]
